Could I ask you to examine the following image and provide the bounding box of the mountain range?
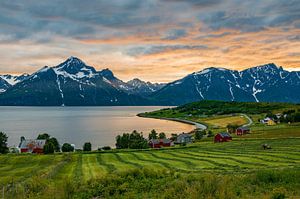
[0,57,299,106]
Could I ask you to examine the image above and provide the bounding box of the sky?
[0,0,299,82]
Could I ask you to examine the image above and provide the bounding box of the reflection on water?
[0,106,194,149]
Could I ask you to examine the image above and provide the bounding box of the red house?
[214,132,232,143]
[236,127,250,135]
[149,139,174,148]
[19,139,46,154]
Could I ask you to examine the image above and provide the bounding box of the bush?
[37,133,60,152]
[116,130,148,149]
[83,142,92,151]
[0,132,8,154]
[207,130,214,137]
[62,143,74,152]
[43,142,55,154]
[101,146,111,151]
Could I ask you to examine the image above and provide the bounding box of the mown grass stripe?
[113,153,143,169]
[209,149,300,161]
[96,153,116,173]
[168,151,267,168]
[165,151,242,169]
[202,150,297,164]
[73,154,83,182]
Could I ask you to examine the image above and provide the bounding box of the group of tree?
[226,124,240,134]
[116,130,148,149]
[264,110,300,123]
[0,132,8,154]
[193,129,214,140]
[61,143,74,152]
[148,129,166,140]
[83,142,92,151]
[37,133,60,154]
[280,110,300,123]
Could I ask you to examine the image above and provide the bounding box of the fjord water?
[0,106,194,149]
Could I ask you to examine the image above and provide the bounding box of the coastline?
[137,114,207,131]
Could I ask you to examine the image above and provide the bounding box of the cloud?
[126,44,208,56]
[0,0,299,82]
[162,0,221,7]
[163,29,187,40]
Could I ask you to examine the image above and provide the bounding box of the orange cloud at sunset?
[0,0,299,82]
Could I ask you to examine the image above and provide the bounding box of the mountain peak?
[54,57,96,75]
[99,68,115,80]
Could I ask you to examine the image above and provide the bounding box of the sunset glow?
[0,0,299,82]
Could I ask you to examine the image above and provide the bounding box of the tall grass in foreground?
[74,168,300,199]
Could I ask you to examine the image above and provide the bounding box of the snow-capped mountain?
[126,78,165,96]
[0,77,10,93]
[0,73,29,86]
[0,59,299,106]
[0,57,154,106]
[150,63,300,105]
[0,73,30,92]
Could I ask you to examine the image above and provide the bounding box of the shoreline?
[137,114,207,131]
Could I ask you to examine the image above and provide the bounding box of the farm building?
[236,126,250,135]
[149,139,174,148]
[267,119,276,126]
[175,133,192,144]
[214,132,232,143]
[19,139,46,153]
[260,117,276,125]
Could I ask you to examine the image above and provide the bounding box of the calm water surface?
[0,106,195,149]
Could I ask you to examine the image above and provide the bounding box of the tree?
[0,132,8,154]
[207,130,214,137]
[48,137,60,152]
[195,130,205,140]
[158,132,166,139]
[148,129,158,140]
[227,124,239,134]
[83,142,92,151]
[37,133,50,140]
[37,134,60,152]
[170,133,178,141]
[43,142,55,154]
[62,143,74,152]
[116,130,148,149]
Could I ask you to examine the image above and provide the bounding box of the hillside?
[140,100,300,118]
[1,138,300,198]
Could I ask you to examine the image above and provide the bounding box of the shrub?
[62,143,74,152]
[0,132,8,154]
[43,142,55,154]
[101,146,112,151]
[83,142,92,151]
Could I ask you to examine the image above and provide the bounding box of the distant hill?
[140,100,300,118]
[0,57,299,106]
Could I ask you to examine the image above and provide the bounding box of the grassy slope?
[1,101,300,198]
[1,137,300,198]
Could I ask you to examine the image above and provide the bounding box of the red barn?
[214,132,232,143]
[19,139,46,154]
[236,127,250,135]
[149,139,174,148]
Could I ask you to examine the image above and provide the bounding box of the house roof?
[149,139,172,144]
[237,126,250,131]
[177,133,192,139]
[19,139,46,149]
[217,132,232,138]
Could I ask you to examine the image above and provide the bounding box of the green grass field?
[1,137,300,198]
[2,100,300,198]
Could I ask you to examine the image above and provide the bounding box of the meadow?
[1,100,300,198]
[1,137,300,198]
